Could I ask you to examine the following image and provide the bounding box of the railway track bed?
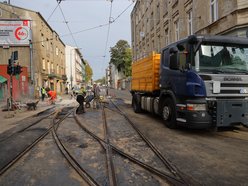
[1,97,247,185]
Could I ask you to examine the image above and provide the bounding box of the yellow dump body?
[131,52,161,92]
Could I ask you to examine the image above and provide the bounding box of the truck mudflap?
[214,100,248,127]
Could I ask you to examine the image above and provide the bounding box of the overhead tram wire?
[103,0,113,59]
[31,1,134,45]
[56,0,79,48]
[47,2,61,22]
[112,1,134,23]
[61,23,110,37]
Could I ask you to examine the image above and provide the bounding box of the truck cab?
[160,35,248,129]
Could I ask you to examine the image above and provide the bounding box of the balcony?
[48,71,56,79]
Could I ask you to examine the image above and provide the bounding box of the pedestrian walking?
[76,86,86,114]
[41,87,46,101]
[92,83,101,109]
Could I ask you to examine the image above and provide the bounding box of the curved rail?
[109,99,192,185]
[74,105,187,185]
[0,108,56,143]
[52,108,99,186]
[0,109,60,175]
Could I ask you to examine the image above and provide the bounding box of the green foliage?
[95,77,106,85]
[85,61,93,83]
[110,40,132,77]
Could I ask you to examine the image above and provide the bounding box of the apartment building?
[131,0,248,61]
[65,46,86,90]
[0,2,66,98]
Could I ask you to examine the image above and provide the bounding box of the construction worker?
[76,86,86,114]
[47,90,57,105]
[41,87,46,101]
[92,83,101,109]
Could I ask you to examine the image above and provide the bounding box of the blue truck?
[131,35,248,129]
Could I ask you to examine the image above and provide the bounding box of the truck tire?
[162,98,177,128]
[132,95,142,113]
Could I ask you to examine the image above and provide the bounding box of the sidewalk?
[0,94,77,134]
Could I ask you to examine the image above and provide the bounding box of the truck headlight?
[187,104,206,111]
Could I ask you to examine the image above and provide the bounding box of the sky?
[7,0,135,80]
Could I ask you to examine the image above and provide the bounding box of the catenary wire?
[47,2,61,22]
[31,1,133,46]
[56,0,79,48]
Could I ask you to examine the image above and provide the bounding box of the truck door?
[161,44,188,97]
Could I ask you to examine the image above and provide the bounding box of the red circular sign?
[15,27,28,40]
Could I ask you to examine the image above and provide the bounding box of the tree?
[85,61,93,83]
[110,40,132,77]
[95,77,106,85]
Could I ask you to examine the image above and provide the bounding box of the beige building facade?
[0,2,66,98]
[65,46,86,90]
[131,0,248,61]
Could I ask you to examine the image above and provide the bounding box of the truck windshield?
[194,44,248,74]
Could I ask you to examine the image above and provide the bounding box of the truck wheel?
[162,98,177,128]
[132,95,142,113]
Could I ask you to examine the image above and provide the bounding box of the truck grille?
[205,81,248,97]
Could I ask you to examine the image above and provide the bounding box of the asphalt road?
[110,89,248,185]
[0,88,247,185]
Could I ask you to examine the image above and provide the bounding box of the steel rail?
[74,111,185,185]
[109,99,191,185]
[52,109,99,186]
[0,109,61,175]
[0,108,56,143]
[102,107,118,186]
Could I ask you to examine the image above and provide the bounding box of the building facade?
[0,2,66,99]
[131,0,248,61]
[65,46,86,91]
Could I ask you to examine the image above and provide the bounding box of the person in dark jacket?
[76,87,86,114]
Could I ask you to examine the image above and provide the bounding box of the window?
[193,44,248,74]
[164,1,168,14]
[47,61,50,74]
[150,12,154,30]
[162,48,169,67]
[51,63,54,73]
[146,17,149,33]
[46,39,49,50]
[42,58,45,70]
[146,1,149,9]
[210,0,218,23]
[156,3,160,24]
[157,35,161,52]
[188,10,193,35]
[56,47,59,55]
[165,29,169,46]
[57,65,59,74]
[174,20,179,41]
[41,34,44,47]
